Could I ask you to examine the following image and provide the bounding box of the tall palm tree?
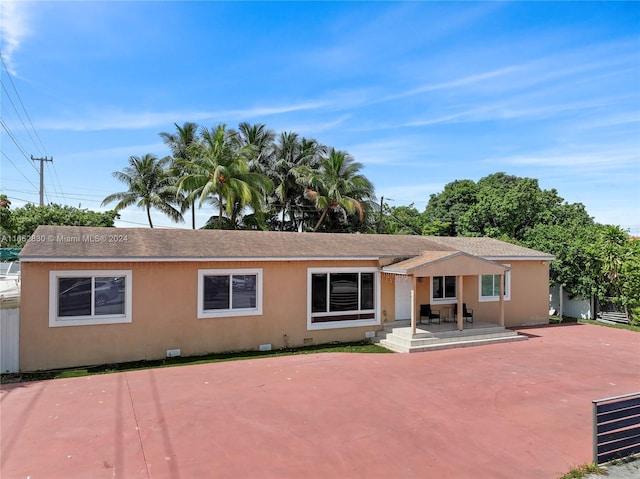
[102,154,184,228]
[270,132,325,231]
[295,148,374,232]
[160,122,200,228]
[232,122,275,173]
[177,124,273,229]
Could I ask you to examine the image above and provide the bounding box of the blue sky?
[1,1,639,234]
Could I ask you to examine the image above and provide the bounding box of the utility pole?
[31,155,53,206]
[378,196,384,233]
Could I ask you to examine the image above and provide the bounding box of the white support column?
[457,276,464,331]
[410,276,417,335]
[499,273,505,327]
[559,284,564,323]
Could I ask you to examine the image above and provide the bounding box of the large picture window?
[479,268,511,302]
[432,275,457,303]
[308,268,379,330]
[198,269,262,318]
[49,270,132,327]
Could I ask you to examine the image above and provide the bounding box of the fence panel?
[593,393,640,464]
[0,308,20,373]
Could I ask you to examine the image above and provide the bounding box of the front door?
[394,276,412,320]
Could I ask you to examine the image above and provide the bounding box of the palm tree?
[102,154,184,228]
[295,148,374,232]
[160,122,200,228]
[270,132,325,231]
[177,124,273,229]
[232,122,275,173]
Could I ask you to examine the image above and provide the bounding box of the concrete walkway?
[1,323,639,479]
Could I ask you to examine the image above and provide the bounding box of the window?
[308,267,379,330]
[198,269,262,318]
[432,275,457,303]
[479,268,511,302]
[49,270,132,327]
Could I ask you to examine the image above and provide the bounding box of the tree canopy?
[0,203,118,248]
[102,122,377,233]
[417,172,638,323]
[102,154,184,228]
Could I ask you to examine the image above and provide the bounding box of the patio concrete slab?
[1,323,639,479]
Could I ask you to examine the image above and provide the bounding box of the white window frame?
[307,267,380,330]
[431,275,457,304]
[198,268,263,319]
[478,266,511,302]
[49,270,132,327]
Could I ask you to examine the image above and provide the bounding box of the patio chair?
[419,304,441,325]
[454,303,474,323]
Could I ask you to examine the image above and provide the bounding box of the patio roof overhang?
[382,251,509,277]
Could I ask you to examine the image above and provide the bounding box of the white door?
[394,276,412,320]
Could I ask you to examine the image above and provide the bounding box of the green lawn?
[549,315,640,332]
[1,341,391,383]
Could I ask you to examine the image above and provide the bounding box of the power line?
[1,151,39,191]
[47,160,67,203]
[0,81,45,157]
[0,52,49,155]
[0,118,33,163]
[1,51,62,204]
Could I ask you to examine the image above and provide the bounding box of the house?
[18,225,553,371]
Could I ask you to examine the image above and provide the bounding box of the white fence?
[549,284,592,319]
[0,308,20,373]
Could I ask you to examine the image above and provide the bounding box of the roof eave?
[19,255,384,263]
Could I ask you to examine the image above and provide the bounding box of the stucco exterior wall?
[389,261,550,326]
[20,259,384,371]
[20,257,549,371]
[433,261,550,327]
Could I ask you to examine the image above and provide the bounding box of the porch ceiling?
[382,251,509,277]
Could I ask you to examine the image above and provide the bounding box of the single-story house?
[18,225,554,371]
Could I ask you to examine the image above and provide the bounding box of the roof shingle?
[19,226,553,261]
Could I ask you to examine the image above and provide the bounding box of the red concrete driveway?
[1,323,639,479]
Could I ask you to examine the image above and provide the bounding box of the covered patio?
[382,250,509,336]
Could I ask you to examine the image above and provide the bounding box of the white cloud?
[347,138,431,165]
[498,146,638,171]
[0,0,30,76]
[62,142,167,162]
[36,101,330,131]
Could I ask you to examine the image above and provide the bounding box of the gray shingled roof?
[425,235,553,259]
[19,225,553,261]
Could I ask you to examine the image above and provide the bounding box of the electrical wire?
[1,151,39,191]
[0,119,33,163]
[1,81,45,157]
[0,52,49,155]
[1,52,64,204]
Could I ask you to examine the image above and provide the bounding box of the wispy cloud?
[389,66,526,101]
[0,0,31,75]
[275,115,351,137]
[37,101,330,131]
[347,138,431,165]
[495,145,639,172]
[63,143,168,163]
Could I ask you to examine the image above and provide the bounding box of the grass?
[0,340,391,384]
[578,318,640,332]
[558,463,606,479]
[549,315,640,332]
